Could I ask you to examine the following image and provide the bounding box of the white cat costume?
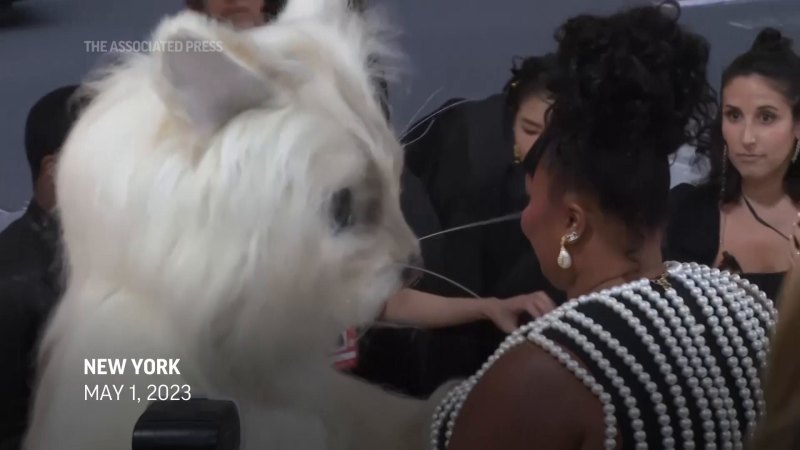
[24,0,428,448]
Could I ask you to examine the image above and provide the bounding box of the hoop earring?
[557,231,580,269]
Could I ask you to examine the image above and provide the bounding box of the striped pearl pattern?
[431,262,776,450]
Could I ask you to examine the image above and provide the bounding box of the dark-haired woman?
[508,56,558,163]
[431,4,775,449]
[404,54,561,301]
[352,55,566,397]
[666,28,800,302]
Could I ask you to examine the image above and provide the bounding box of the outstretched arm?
[379,289,555,332]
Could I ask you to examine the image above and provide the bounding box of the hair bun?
[549,5,714,159]
[525,4,717,232]
[751,27,794,53]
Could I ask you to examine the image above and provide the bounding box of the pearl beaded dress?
[431,262,777,450]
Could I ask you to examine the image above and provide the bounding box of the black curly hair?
[503,54,558,116]
[704,27,800,204]
[523,2,716,236]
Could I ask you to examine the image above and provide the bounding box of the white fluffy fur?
[24,1,428,449]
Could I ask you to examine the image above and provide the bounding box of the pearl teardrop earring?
[557,230,580,269]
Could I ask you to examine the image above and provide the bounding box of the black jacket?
[0,202,62,292]
[0,278,53,450]
[404,94,559,299]
[0,202,62,449]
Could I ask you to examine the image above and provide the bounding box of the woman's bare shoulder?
[447,341,609,450]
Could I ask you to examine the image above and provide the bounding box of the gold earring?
[513,144,522,163]
[557,231,580,269]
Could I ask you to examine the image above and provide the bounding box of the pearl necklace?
[430,262,776,450]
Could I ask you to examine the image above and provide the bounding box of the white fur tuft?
[152,12,272,139]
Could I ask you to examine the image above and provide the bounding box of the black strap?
[741,196,790,241]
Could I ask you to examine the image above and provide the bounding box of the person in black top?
[0,86,80,284]
[404,55,562,302]
[0,85,84,288]
[666,27,800,301]
[349,56,564,397]
[0,85,85,449]
[0,279,53,450]
[354,56,566,397]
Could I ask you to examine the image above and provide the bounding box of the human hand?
[483,292,557,333]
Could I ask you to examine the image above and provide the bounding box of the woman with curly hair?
[430,3,776,449]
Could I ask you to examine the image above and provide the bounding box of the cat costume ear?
[152,0,367,139]
[152,13,271,138]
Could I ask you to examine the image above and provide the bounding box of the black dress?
[665,183,785,302]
